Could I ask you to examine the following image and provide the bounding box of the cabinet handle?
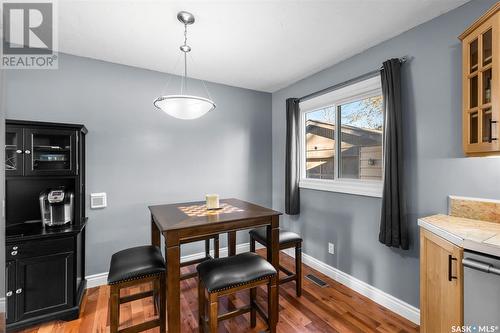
[16,149,23,154]
[448,255,458,281]
[15,289,22,294]
[6,291,13,297]
[11,251,17,256]
[12,246,18,250]
[24,149,31,154]
[489,120,498,142]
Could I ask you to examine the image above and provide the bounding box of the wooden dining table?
[149,198,282,333]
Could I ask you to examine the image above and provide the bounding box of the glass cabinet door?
[24,129,77,176]
[6,127,24,176]
[465,26,497,149]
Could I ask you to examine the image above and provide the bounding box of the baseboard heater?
[306,274,328,287]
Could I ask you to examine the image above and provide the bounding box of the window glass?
[339,95,383,180]
[305,107,336,179]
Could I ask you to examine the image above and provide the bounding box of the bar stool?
[107,245,166,333]
[249,228,303,296]
[197,252,278,333]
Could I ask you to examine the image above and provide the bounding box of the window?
[299,76,384,197]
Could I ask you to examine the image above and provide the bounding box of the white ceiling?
[58,0,469,92]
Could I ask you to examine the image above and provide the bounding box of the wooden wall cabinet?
[420,229,463,333]
[460,3,500,156]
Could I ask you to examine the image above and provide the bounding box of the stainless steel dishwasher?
[463,250,500,328]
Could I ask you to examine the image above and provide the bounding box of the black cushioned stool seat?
[197,252,278,333]
[250,227,303,297]
[108,245,165,284]
[249,227,302,245]
[107,245,166,333]
[197,252,276,293]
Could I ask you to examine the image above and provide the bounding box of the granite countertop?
[418,214,500,258]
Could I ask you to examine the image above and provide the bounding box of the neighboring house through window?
[299,76,384,197]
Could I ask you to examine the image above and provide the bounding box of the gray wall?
[272,0,500,308]
[5,54,272,275]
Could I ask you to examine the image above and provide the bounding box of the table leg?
[267,216,280,332]
[166,243,181,333]
[151,215,160,247]
[228,231,237,256]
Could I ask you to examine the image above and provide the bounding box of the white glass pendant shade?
[154,95,216,120]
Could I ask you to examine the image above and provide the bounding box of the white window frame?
[299,76,384,198]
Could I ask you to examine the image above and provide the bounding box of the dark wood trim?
[151,216,160,248]
[6,119,88,134]
[180,256,212,268]
[150,199,283,333]
[250,230,303,297]
[166,244,181,333]
[109,273,165,333]
[228,231,236,257]
[119,290,154,304]
[198,274,274,333]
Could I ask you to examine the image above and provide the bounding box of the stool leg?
[268,281,278,333]
[205,239,210,258]
[109,284,120,333]
[208,293,218,333]
[250,287,257,327]
[250,236,255,253]
[214,236,220,259]
[198,280,206,332]
[295,244,302,297]
[159,274,167,333]
[153,279,159,315]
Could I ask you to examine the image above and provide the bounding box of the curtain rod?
[298,56,407,103]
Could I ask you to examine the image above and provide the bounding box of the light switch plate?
[90,192,107,209]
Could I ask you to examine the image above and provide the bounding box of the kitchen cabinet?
[460,2,500,156]
[420,228,463,333]
[5,123,81,176]
[5,120,87,332]
[5,233,85,331]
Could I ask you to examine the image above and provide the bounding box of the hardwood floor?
[15,250,419,333]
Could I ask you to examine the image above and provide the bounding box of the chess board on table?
[178,203,245,217]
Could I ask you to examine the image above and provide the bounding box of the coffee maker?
[39,187,74,226]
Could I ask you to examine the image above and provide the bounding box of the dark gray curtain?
[378,59,408,250]
[285,98,300,215]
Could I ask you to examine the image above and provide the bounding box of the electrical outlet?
[328,242,335,254]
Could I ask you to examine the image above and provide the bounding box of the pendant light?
[153,11,216,120]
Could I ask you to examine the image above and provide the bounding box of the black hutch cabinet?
[5,120,87,331]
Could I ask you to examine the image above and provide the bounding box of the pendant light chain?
[181,23,189,94]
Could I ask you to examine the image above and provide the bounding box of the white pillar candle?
[206,194,220,210]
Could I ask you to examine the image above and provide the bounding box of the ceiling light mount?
[177,11,195,25]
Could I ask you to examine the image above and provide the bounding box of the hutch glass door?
[6,127,24,176]
[24,129,77,176]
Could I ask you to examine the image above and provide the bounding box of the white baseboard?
[86,272,109,289]
[0,297,5,313]
[85,243,419,325]
[282,248,420,325]
[86,242,261,289]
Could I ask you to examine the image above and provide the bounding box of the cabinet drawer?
[6,237,74,260]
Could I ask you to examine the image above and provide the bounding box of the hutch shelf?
[460,2,500,156]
